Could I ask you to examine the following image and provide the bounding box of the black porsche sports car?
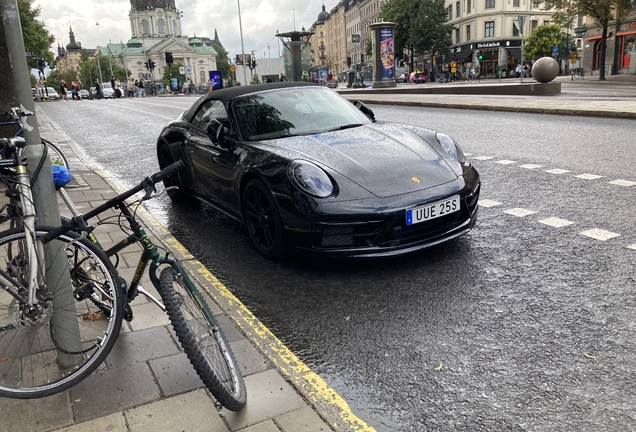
[156,82,480,259]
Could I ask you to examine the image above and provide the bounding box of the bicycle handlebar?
[40,160,185,244]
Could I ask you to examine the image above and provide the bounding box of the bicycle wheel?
[41,138,69,169]
[0,226,123,398]
[159,267,246,411]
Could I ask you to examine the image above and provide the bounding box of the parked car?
[39,87,59,100]
[80,89,90,99]
[409,72,427,84]
[101,83,114,98]
[156,82,480,259]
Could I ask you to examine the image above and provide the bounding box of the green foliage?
[77,55,122,87]
[17,0,55,67]
[523,24,568,60]
[162,63,185,87]
[365,39,372,57]
[380,0,453,66]
[251,73,261,84]
[44,69,62,91]
[211,43,230,80]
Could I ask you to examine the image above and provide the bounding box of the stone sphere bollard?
[531,57,559,83]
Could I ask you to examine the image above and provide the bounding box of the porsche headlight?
[288,160,335,198]
[436,132,466,164]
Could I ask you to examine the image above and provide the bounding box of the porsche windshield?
[231,87,372,141]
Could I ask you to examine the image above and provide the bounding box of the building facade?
[55,27,96,76]
[581,12,636,75]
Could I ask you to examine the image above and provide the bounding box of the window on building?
[485,21,494,37]
[467,0,471,11]
[543,20,550,25]
[576,38,582,48]
[456,1,460,17]
[513,22,519,36]
[448,5,452,20]
[577,15,584,27]
[158,19,165,34]
[142,20,149,35]
[455,28,460,43]
[544,0,551,8]
[466,24,471,40]
[485,0,495,8]
[530,20,538,32]
[513,0,519,6]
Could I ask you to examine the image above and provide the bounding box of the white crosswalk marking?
[473,156,494,160]
[628,244,636,250]
[609,179,636,187]
[538,217,575,228]
[503,208,536,217]
[496,160,516,165]
[545,169,571,174]
[520,164,542,169]
[576,174,603,180]
[580,229,621,241]
[479,199,502,208]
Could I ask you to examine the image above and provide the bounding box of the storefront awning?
[585,33,612,41]
[507,47,521,63]
[455,50,473,62]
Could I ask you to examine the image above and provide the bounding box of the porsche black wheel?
[157,146,193,204]
[242,179,286,259]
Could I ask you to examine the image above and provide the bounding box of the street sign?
[517,16,525,28]
[179,66,185,74]
[229,65,236,72]
[553,46,559,53]
[185,66,192,74]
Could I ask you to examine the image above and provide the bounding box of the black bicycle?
[571,67,584,80]
[0,160,246,410]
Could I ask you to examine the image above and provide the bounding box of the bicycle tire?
[0,226,123,398]
[159,267,246,411]
[41,138,69,169]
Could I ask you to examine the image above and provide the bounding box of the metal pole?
[520,28,524,84]
[96,54,103,84]
[0,0,80,366]
[121,42,129,81]
[237,0,248,85]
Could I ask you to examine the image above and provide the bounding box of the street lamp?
[518,15,535,84]
[179,11,187,83]
[237,0,248,86]
[121,41,129,81]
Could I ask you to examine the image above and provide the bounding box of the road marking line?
[479,199,502,208]
[545,169,571,174]
[610,179,636,187]
[495,160,516,165]
[473,156,494,160]
[580,228,621,241]
[538,217,575,228]
[576,173,604,180]
[464,152,473,156]
[628,244,636,250]
[503,208,537,217]
[520,164,542,169]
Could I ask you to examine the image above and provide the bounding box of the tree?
[17,0,55,67]
[523,24,568,61]
[365,38,372,58]
[162,62,185,88]
[547,0,631,80]
[211,43,230,81]
[381,0,453,71]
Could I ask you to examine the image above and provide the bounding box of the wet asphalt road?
[39,91,636,431]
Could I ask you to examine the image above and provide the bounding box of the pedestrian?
[60,80,68,101]
[94,80,103,99]
[75,81,83,100]
[182,80,189,95]
[150,81,155,96]
[279,72,285,82]
[114,78,122,98]
[110,76,116,95]
[70,81,78,100]
[127,78,134,98]
[134,79,140,97]
[138,80,145,97]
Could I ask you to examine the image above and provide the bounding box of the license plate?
[406,196,460,226]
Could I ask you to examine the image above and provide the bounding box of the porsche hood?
[274,123,460,198]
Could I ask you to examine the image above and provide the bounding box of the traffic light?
[165,51,173,66]
[144,60,149,70]
[347,56,351,67]
[360,54,364,63]
[148,59,156,71]
[477,51,483,61]
[251,57,256,69]
[36,57,45,73]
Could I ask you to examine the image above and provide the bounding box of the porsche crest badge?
[411,176,421,183]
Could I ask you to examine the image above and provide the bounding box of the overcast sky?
[33,0,336,59]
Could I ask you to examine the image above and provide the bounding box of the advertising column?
[369,22,397,88]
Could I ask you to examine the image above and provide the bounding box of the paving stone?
[148,352,204,397]
[276,406,331,432]
[69,362,160,423]
[230,338,272,377]
[222,369,306,430]
[125,389,229,432]
[127,300,171,331]
[0,391,73,432]
[239,420,280,432]
[104,326,180,369]
[215,313,244,342]
[52,413,127,432]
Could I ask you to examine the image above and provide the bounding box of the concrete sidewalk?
[337,74,636,119]
[0,108,372,432]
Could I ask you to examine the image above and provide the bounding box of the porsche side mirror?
[207,119,226,145]
[353,100,376,122]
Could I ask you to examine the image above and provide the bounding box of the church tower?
[129,0,182,38]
